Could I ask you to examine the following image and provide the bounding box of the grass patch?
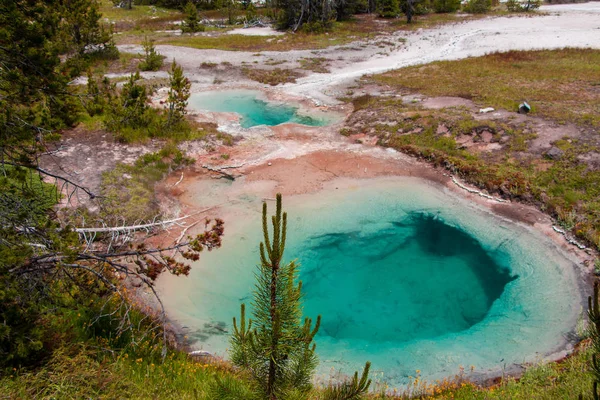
[0,276,239,399]
[373,49,600,127]
[344,87,600,249]
[427,346,592,399]
[100,144,193,224]
[242,67,302,85]
[116,15,401,51]
[99,0,182,32]
[1,336,592,399]
[299,57,331,73]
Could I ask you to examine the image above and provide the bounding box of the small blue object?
[518,101,531,114]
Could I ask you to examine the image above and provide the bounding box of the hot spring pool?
[188,90,334,128]
[157,177,583,386]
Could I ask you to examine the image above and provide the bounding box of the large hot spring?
[157,177,583,386]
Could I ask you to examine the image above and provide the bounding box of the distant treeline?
[130,0,510,31]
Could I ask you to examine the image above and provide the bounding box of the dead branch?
[202,163,245,181]
[174,172,184,186]
[1,160,97,199]
[74,207,214,234]
[176,221,200,245]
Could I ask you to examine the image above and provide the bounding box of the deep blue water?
[188,90,330,128]
[297,213,517,343]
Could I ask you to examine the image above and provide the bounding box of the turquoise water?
[299,213,516,344]
[188,90,331,128]
[157,177,583,386]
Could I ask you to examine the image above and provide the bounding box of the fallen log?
[202,164,244,181]
[74,207,214,234]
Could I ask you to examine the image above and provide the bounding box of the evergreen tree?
[166,60,191,125]
[323,362,372,400]
[0,0,77,163]
[403,0,415,22]
[378,0,400,18]
[85,70,109,117]
[462,0,491,13]
[105,72,150,133]
[182,1,203,33]
[60,0,115,56]
[276,0,334,31]
[335,0,368,21]
[216,0,238,25]
[433,0,460,12]
[139,36,163,71]
[227,194,321,399]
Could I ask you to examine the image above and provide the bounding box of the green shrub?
[100,145,193,224]
[463,0,491,13]
[506,0,541,11]
[301,20,333,33]
[139,36,163,72]
[434,0,461,12]
[181,1,206,33]
[105,72,150,135]
[379,0,401,17]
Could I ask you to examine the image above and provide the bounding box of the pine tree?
[433,0,460,12]
[378,0,400,18]
[139,36,163,71]
[105,72,150,134]
[166,59,191,126]
[229,194,321,399]
[323,362,372,400]
[182,1,203,33]
[85,69,105,116]
[60,0,115,56]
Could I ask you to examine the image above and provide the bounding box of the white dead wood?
[451,176,507,203]
[552,225,587,249]
[176,220,200,244]
[202,163,245,180]
[174,172,184,186]
[75,207,215,234]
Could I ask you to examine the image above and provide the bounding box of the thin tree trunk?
[268,257,279,400]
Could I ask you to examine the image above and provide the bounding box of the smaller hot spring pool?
[188,90,335,128]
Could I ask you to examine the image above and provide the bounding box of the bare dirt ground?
[39,126,159,208]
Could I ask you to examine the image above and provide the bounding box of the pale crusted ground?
[116,2,600,105]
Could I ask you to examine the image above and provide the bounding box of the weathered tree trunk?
[406,0,414,23]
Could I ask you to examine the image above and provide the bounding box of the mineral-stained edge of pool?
[157,177,585,387]
[188,90,336,128]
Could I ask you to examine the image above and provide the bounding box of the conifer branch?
[323,361,372,400]
[280,212,287,257]
[262,202,272,259]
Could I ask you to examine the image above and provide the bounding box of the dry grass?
[242,67,302,85]
[100,0,182,32]
[373,49,600,127]
[299,57,331,73]
[115,14,401,52]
